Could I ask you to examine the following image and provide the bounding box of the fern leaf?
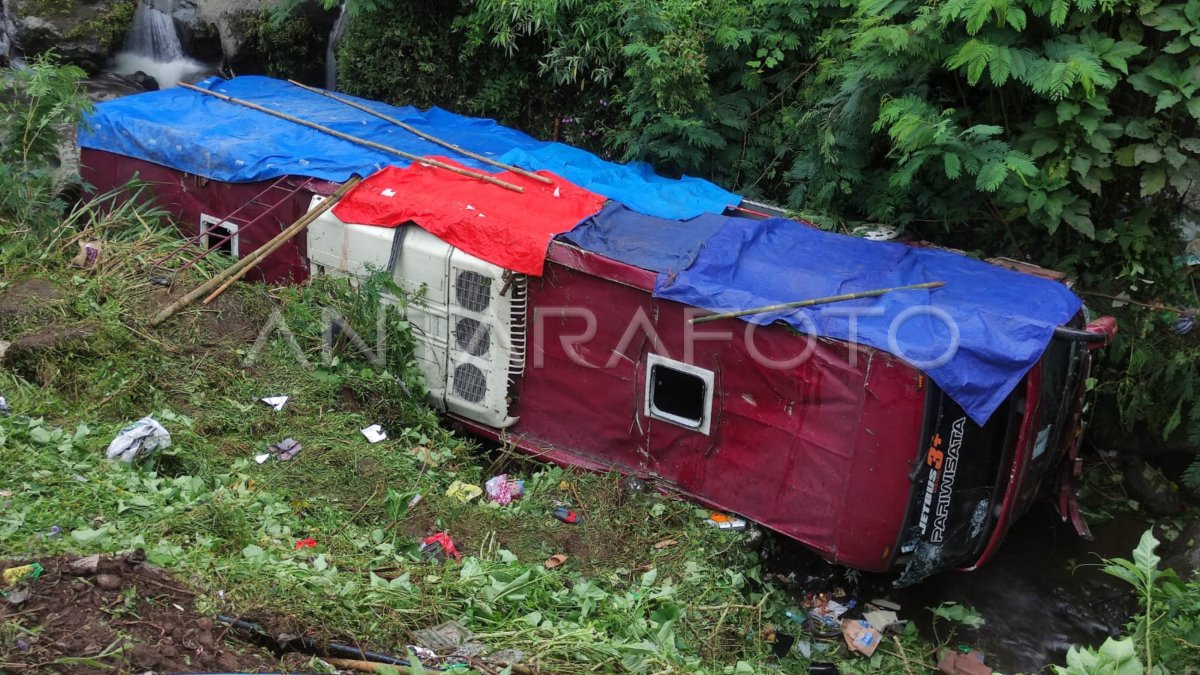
[975,160,1009,191]
[943,152,963,178]
[1050,0,1070,26]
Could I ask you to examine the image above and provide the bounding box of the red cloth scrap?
[333,157,608,276]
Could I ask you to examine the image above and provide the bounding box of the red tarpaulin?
[333,158,608,275]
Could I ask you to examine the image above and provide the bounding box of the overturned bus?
[79,76,1117,584]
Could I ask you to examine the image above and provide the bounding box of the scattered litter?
[407,493,424,509]
[544,554,567,569]
[68,555,100,575]
[764,626,795,658]
[1172,314,1195,335]
[72,474,88,482]
[70,240,103,269]
[261,395,288,411]
[808,663,841,675]
[794,639,812,659]
[620,475,647,495]
[5,586,29,605]
[654,539,678,550]
[0,490,11,497]
[841,619,881,657]
[421,532,461,562]
[446,481,483,502]
[0,395,9,416]
[705,512,747,530]
[408,645,438,663]
[105,416,171,463]
[255,453,271,464]
[2,562,43,589]
[267,437,303,462]
[485,474,525,505]
[361,424,387,443]
[869,598,902,611]
[45,525,62,539]
[15,638,29,651]
[414,620,473,652]
[864,609,901,632]
[552,506,583,524]
[295,538,318,550]
[938,648,993,675]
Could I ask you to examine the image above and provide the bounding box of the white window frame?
[200,214,240,258]
[644,353,715,435]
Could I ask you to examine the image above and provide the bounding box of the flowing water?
[110,0,210,89]
[325,2,351,90]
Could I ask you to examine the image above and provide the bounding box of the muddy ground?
[0,553,291,674]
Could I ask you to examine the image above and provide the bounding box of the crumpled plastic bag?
[485,474,524,505]
[105,416,171,463]
[0,395,9,416]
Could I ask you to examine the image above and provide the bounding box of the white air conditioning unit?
[305,206,524,429]
[445,250,524,428]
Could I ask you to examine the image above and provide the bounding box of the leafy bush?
[1060,529,1200,674]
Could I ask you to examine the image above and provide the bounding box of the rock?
[130,643,162,668]
[10,0,137,72]
[0,278,61,318]
[1123,457,1184,517]
[1163,516,1200,578]
[68,554,101,576]
[95,573,123,590]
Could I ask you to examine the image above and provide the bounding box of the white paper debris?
[553,186,561,198]
[105,416,171,463]
[261,395,288,412]
[361,424,387,443]
[382,188,397,197]
[254,453,271,464]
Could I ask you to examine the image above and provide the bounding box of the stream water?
[763,501,1142,672]
[110,0,210,90]
[898,504,1143,672]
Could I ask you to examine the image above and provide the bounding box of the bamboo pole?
[178,82,525,193]
[688,281,946,325]
[150,177,361,326]
[201,178,363,305]
[288,79,553,185]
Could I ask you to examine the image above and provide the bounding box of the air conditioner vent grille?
[453,317,491,357]
[453,363,488,403]
[455,270,491,312]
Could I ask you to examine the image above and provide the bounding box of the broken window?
[200,215,239,258]
[645,354,715,435]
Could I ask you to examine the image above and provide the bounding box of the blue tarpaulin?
[560,203,729,273]
[651,216,1083,425]
[78,76,740,220]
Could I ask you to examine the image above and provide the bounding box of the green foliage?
[1083,529,1200,674]
[0,52,89,168]
[1055,637,1144,675]
[253,10,328,85]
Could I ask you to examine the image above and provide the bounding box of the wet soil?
[0,553,283,674]
[897,503,1143,673]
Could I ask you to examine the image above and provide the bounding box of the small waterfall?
[325,3,350,90]
[124,1,184,61]
[111,0,208,89]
